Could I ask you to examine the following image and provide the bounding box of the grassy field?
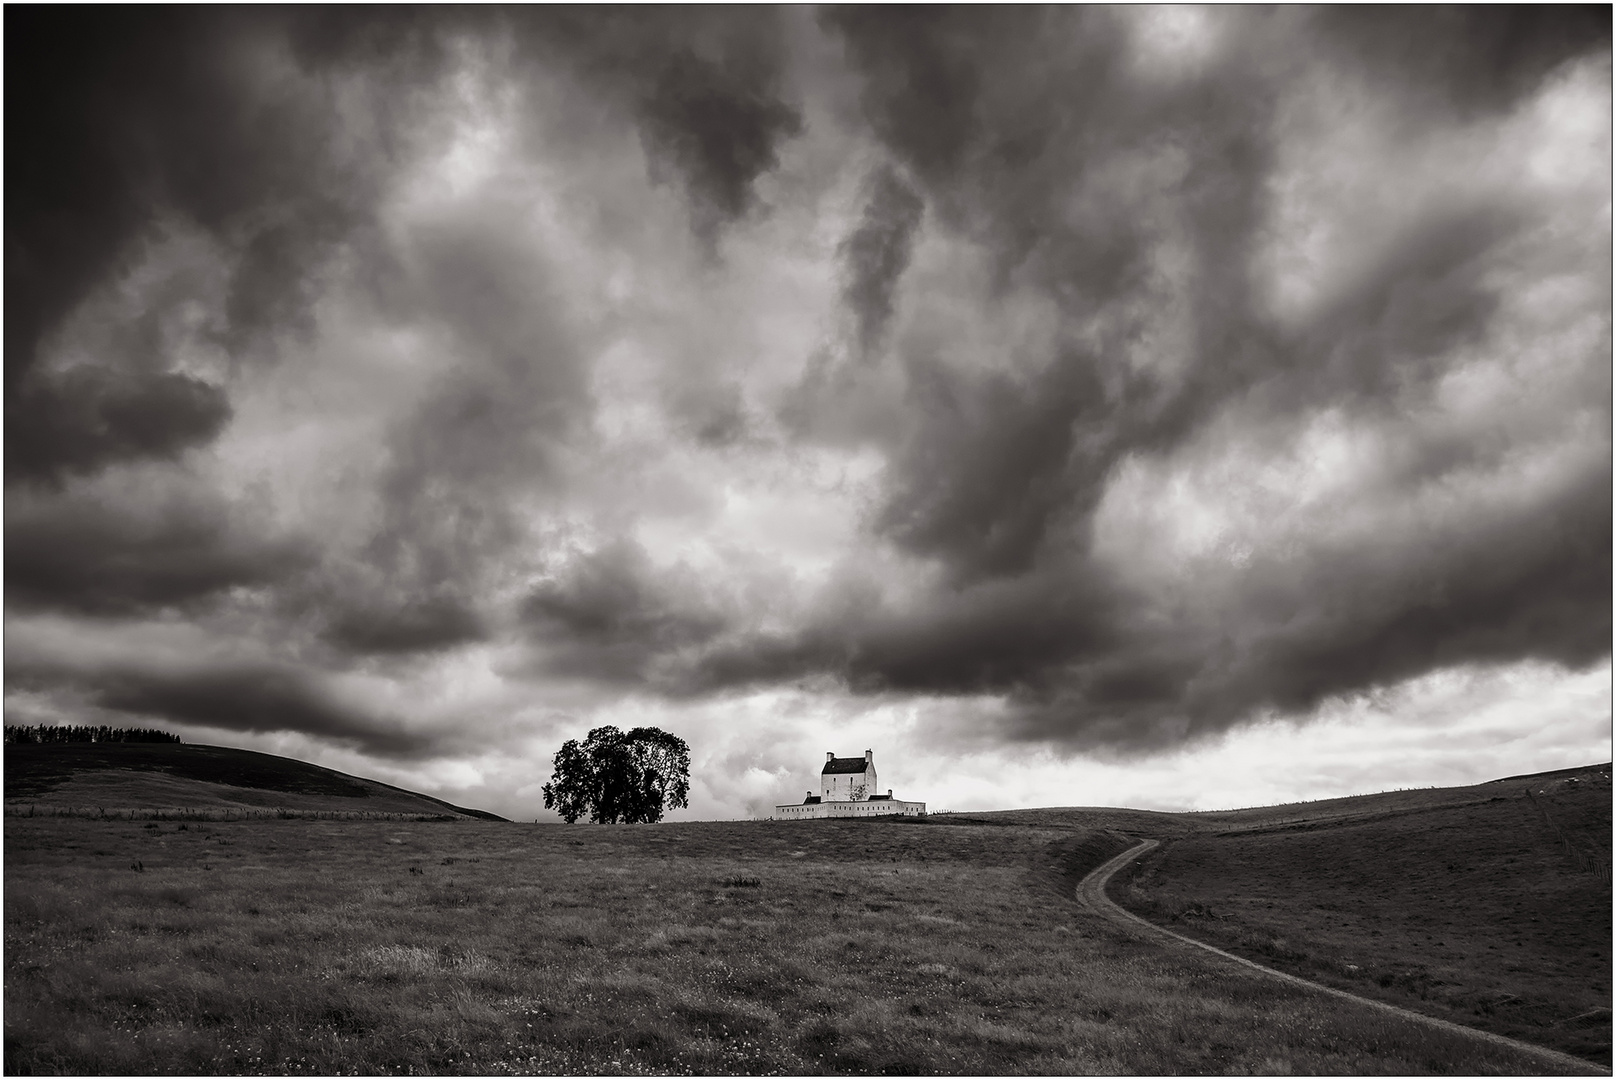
[5,804,1599,1075]
[1114,764,1613,1066]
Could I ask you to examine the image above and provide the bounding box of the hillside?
[1108,762,1612,1065]
[3,741,505,821]
[940,764,1609,836]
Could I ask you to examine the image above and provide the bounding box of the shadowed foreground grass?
[3,815,1585,1075]
[1115,765,1612,1067]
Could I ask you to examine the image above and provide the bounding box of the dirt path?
[1077,839,1606,1076]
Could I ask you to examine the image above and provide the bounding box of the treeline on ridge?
[4,725,182,745]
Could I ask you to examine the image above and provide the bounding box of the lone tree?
[541,725,691,824]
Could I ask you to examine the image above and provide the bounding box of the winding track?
[1077,839,1607,1076]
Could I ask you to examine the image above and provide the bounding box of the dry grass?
[5,810,1593,1075]
[1115,765,1612,1067]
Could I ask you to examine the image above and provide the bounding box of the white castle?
[774,749,926,819]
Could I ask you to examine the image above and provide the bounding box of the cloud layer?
[6,8,1609,814]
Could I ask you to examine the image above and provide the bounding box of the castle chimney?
[827,752,834,762]
[888,789,893,797]
[865,749,872,762]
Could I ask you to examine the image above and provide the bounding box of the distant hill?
[926,762,1613,836]
[3,741,506,820]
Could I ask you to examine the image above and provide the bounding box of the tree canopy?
[3,724,180,744]
[541,725,691,824]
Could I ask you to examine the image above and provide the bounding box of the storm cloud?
[840,166,926,358]
[6,482,310,617]
[6,7,447,407]
[5,7,1608,812]
[86,662,435,759]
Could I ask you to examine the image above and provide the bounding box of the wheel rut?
[1077,838,1606,1076]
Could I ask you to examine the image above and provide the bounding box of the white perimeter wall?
[773,799,925,820]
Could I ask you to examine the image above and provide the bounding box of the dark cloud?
[1106,198,1528,472]
[1271,205,1525,415]
[824,6,1157,288]
[504,8,803,241]
[6,368,232,487]
[688,440,1609,755]
[1080,462,1607,754]
[812,7,1281,572]
[634,44,804,237]
[294,9,803,650]
[685,566,1119,702]
[522,539,728,686]
[876,351,1111,583]
[5,7,164,392]
[6,489,309,618]
[819,7,995,185]
[320,203,595,660]
[8,5,802,633]
[323,596,486,657]
[845,576,1116,697]
[1312,5,1613,121]
[4,7,453,483]
[840,166,925,358]
[661,379,754,449]
[1237,467,1614,720]
[90,663,434,758]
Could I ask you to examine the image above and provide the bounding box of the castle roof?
[822,756,870,774]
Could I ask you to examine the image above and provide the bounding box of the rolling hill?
[1104,761,1612,1065]
[3,741,505,820]
[3,758,1606,1073]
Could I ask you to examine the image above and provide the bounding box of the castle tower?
[776,749,924,819]
[821,751,876,801]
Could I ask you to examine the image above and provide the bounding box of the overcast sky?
[7,7,1610,821]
